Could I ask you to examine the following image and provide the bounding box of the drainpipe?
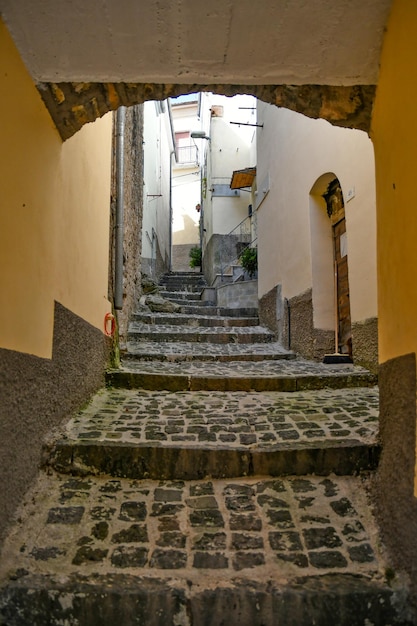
[169,150,175,272]
[114,107,126,310]
[285,297,291,350]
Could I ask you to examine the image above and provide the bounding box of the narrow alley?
[0,273,411,625]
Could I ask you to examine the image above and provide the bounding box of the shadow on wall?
[172,214,200,272]
[173,214,200,245]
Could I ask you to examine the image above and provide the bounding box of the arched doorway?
[310,173,353,359]
[323,178,352,358]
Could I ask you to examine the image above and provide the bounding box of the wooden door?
[324,179,352,357]
[333,217,352,356]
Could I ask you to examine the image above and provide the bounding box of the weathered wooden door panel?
[324,179,352,357]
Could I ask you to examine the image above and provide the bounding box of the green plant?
[189,246,202,268]
[239,246,258,277]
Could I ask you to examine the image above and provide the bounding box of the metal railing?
[176,144,198,164]
[219,211,258,281]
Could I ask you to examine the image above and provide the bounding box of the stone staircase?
[0,272,412,625]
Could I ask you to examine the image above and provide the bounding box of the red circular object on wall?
[104,313,116,337]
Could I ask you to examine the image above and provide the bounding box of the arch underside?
[37,81,376,140]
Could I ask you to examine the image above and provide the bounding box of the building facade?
[0,0,416,597]
[256,104,378,371]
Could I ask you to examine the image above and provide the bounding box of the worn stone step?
[159,283,205,293]
[106,360,377,393]
[122,341,295,362]
[0,473,410,625]
[159,271,205,282]
[127,324,275,344]
[131,312,260,328]
[179,305,259,317]
[163,291,203,301]
[45,387,380,480]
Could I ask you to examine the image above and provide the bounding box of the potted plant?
[239,246,258,278]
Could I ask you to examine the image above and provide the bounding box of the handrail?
[219,209,257,281]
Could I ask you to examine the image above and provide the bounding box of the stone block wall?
[204,234,243,286]
[109,105,144,347]
[216,280,258,309]
[351,318,378,373]
[259,284,378,369]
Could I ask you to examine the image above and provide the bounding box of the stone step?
[163,292,203,302]
[122,341,295,362]
[46,387,380,480]
[159,271,206,282]
[0,471,410,625]
[179,305,259,317]
[127,324,275,345]
[131,312,260,328]
[106,360,377,393]
[159,283,205,293]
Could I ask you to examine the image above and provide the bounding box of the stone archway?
[38,82,376,140]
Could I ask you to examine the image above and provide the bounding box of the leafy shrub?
[239,246,258,277]
[189,246,202,268]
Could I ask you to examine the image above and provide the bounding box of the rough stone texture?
[0,302,110,550]
[0,474,412,625]
[37,83,377,141]
[216,280,258,310]
[260,288,377,370]
[204,233,248,285]
[285,289,333,361]
[46,385,380,480]
[142,246,168,281]
[351,318,378,374]
[141,238,170,283]
[372,353,417,619]
[259,284,281,338]
[109,105,144,348]
[145,295,181,313]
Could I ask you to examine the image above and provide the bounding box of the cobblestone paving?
[124,341,294,361]
[62,387,379,448]
[0,473,387,585]
[132,313,260,327]
[128,323,275,343]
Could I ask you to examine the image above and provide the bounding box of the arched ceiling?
[0,0,392,138]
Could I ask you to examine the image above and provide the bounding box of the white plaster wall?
[257,103,377,326]
[171,97,201,246]
[170,92,215,250]
[172,168,200,245]
[208,94,256,236]
[142,101,173,274]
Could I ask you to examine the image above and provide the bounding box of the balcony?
[176,144,198,165]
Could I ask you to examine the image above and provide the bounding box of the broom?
[323,260,352,364]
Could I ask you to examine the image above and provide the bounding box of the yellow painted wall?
[371,0,417,365]
[0,20,112,359]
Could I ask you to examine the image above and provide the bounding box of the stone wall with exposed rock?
[38,82,376,141]
[259,286,334,360]
[351,318,378,373]
[109,106,144,349]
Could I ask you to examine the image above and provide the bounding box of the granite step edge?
[0,573,411,626]
[45,438,381,480]
[105,370,378,392]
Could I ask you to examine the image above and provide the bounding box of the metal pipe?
[285,297,291,350]
[114,107,126,310]
[169,150,175,272]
